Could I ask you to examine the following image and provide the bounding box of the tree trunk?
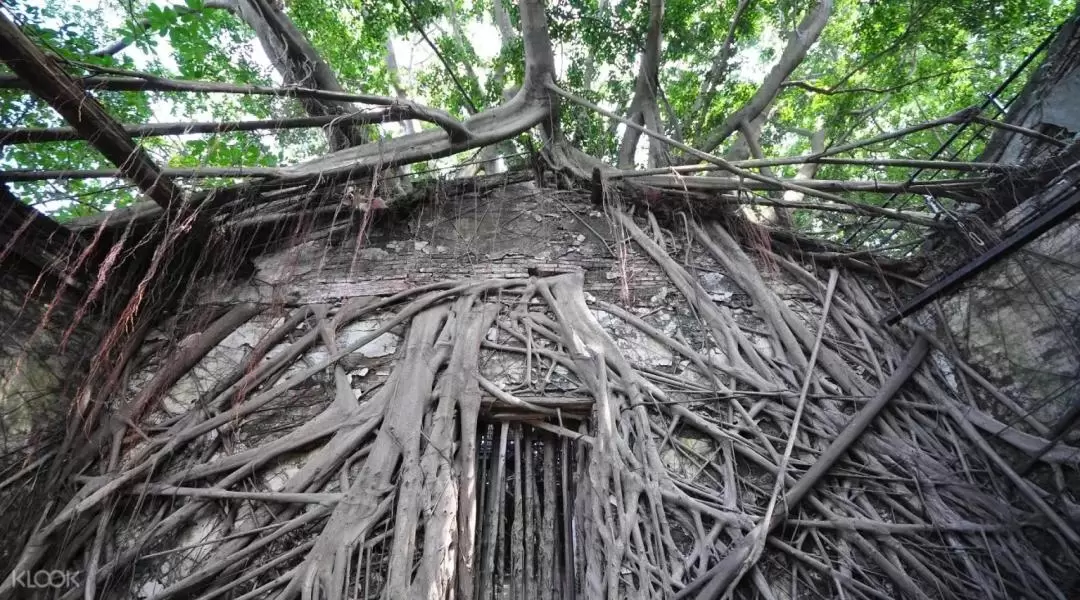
[385,38,417,136]
[617,0,665,168]
[230,0,369,150]
[694,0,832,156]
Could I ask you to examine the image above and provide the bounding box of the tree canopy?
[0,0,1070,233]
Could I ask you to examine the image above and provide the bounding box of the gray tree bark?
[694,0,832,156]
[616,0,666,168]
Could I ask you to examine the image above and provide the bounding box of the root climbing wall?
[2,185,1078,600]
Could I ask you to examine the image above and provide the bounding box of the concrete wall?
[938,211,1080,425]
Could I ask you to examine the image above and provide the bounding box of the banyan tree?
[1,0,1078,598]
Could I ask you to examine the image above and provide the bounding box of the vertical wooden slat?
[540,439,556,600]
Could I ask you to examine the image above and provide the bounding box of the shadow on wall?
[938,215,1080,429]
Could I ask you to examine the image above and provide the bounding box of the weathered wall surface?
[197,183,785,396]
[932,11,1080,431]
[938,211,1080,425]
[0,246,101,455]
[204,182,721,304]
[979,12,1080,167]
[198,182,827,386]
[0,263,104,573]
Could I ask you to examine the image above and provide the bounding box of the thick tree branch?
[0,13,183,215]
[548,82,951,228]
[243,0,557,185]
[492,0,518,42]
[690,0,752,122]
[489,0,521,99]
[694,0,832,156]
[0,106,470,144]
[231,0,369,149]
[5,0,553,186]
[453,0,524,174]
